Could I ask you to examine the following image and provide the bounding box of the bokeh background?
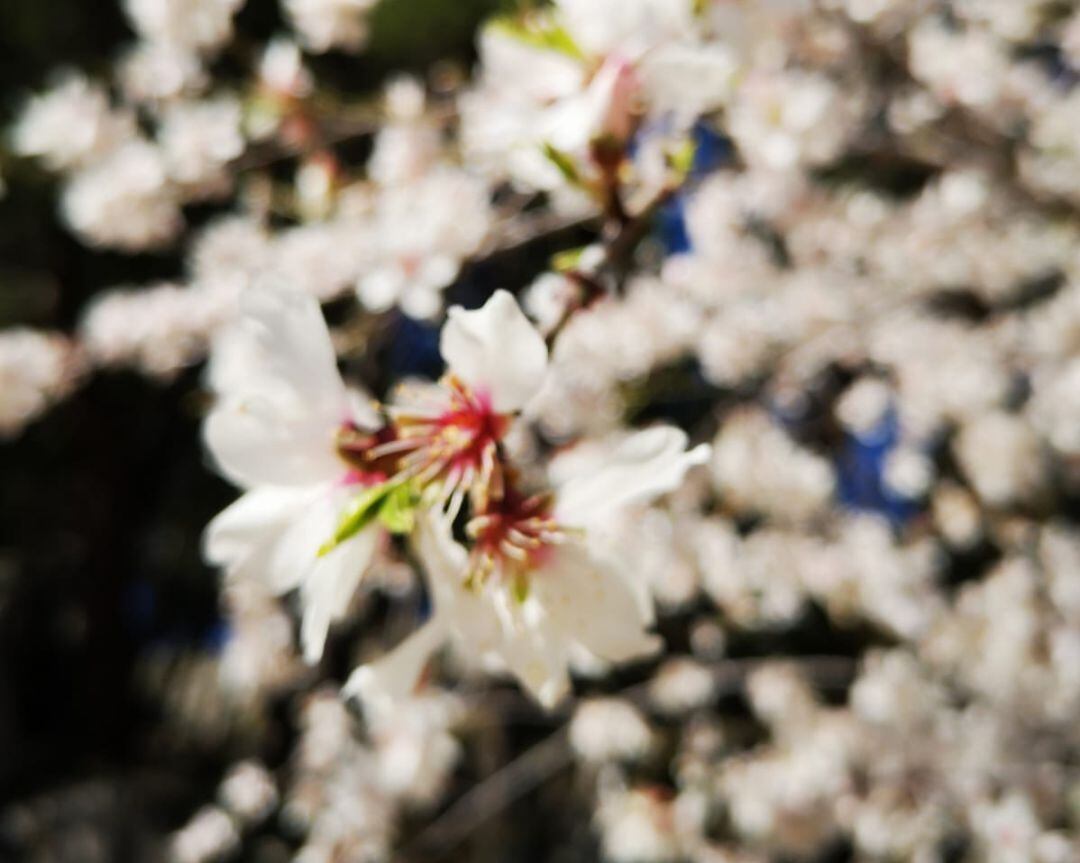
[2,1,1080,862]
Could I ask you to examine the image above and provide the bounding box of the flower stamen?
[464,488,571,590]
[386,374,511,509]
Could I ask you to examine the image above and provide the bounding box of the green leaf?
[541,142,583,187]
[318,483,395,557]
[377,482,420,535]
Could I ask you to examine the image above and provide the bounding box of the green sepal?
[377,482,420,535]
[318,483,395,557]
[542,142,584,188]
[490,16,584,60]
[551,246,586,272]
[511,572,531,604]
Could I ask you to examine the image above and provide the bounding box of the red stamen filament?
[465,489,568,587]
[385,375,510,510]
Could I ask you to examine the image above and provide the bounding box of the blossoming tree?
[2,0,1080,861]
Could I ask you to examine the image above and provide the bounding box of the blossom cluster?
[4,0,1080,861]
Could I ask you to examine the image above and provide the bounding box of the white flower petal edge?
[203,485,314,588]
[343,617,450,712]
[206,482,381,661]
[554,426,711,527]
[439,289,548,413]
[344,386,382,431]
[300,518,381,664]
[343,511,475,707]
[344,510,660,710]
[203,287,383,664]
[204,287,364,489]
[532,541,661,664]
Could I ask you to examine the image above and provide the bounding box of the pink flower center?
[466,488,566,585]
[335,423,400,482]
[380,375,511,509]
[340,468,389,487]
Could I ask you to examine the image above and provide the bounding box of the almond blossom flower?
[0,329,79,439]
[118,40,208,103]
[158,96,245,194]
[345,426,709,709]
[202,288,387,662]
[61,140,183,251]
[374,289,548,514]
[12,72,135,171]
[124,0,244,55]
[462,0,734,195]
[284,0,377,54]
[354,167,492,320]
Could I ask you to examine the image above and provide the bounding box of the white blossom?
[124,0,244,54]
[356,168,491,319]
[218,761,278,824]
[12,73,134,170]
[158,97,245,192]
[203,288,384,663]
[0,329,77,438]
[570,698,654,762]
[648,658,716,716]
[710,409,835,525]
[953,411,1048,508]
[61,140,182,251]
[597,785,682,863]
[345,293,706,707]
[169,806,238,863]
[118,41,207,103]
[728,71,860,171]
[284,0,378,53]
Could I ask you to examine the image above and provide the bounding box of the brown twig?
[400,726,573,859]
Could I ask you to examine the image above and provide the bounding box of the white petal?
[300,522,380,663]
[357,266,404,312]
[556,0,694,58]
[204,287,354,488]
[412,509,469,588]
[477,23,584,103]
[236,287,345,413]
[204,485,340,595]
[640,44,737,127]
[554,426,710,526]
[406,511,581,708]
[400,282,443,321]
[248,484,344,594]
[345,386,381,430]
[204,483,335,594]
[489,619,573,709]
[342,617,449,709]
[411,511,509,652]
[203,486,309,567]
[541,57,636,149]
[411,511,570,705]
[417,255,459,291]
[204,397,346,488]
[440,289,548,413]
[207,482,385,664]
[532,540,661,665]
